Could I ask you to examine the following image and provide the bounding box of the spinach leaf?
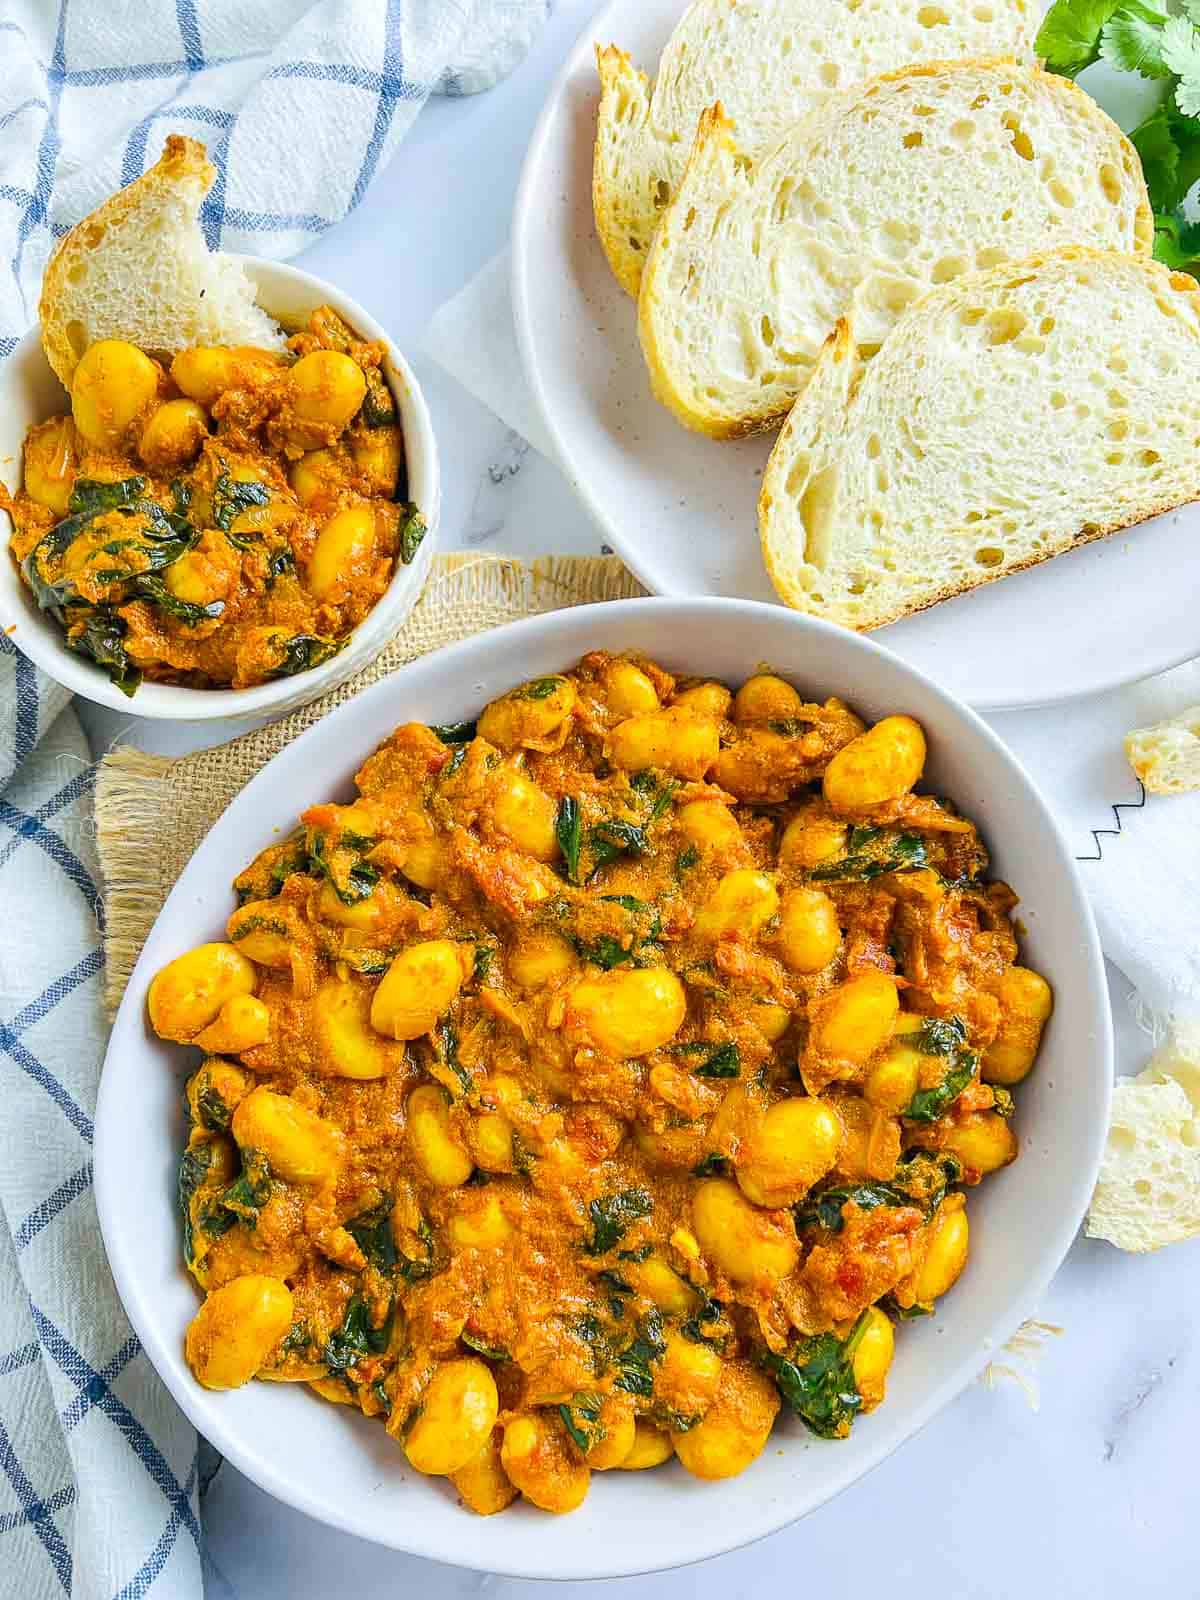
[69,476,148,516]
[582,1187,653,1255]
[897,1018,977,1123]
[322,1293,393,1374]
[677,1041,740,1079]
[763,1314,869,1439]
[306,831,378,905]
[522,676,566,700]
[339,946,395,976]
[795,1151,962,1233]
[25,496,195,618]
[681,1294,728,1350]
[900,1015,968,1056]
[794,1181,907,1233]
[399,1217,440,1283]
[692,1153,731,1178]
[345,1202,398,1274]
[441,744,468,780]
[435,1018,473,1096]
[398,502,426,563]
[645,778,678,826]
[65,609,141,696]
[883,1296,933,1321]
[130,572,224,627]
[559,1392,606,1452]
[218,1148,272,1227]
[472,945,494,982]
[22,514,95,615]
[279,1321,313,1356]
[573,933,633,970]
[361,366,397,428]
[267,546,295,585]
[903,1054,977,1123]
[196,1086,232,1132]
[212,470,270,535]
[461,1330,508,1362]
[171,479,192,516]
[675,845,700,876]
[266,633,343,679]
[556,796,583,884]
[809,833,928,882]
[430,720,477,744]
[178,1140,212,1265]
[614,1310,666,1397]
[588,819,649,870]
[598,1267,634,1299]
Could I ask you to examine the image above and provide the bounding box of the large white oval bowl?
[94,599,1112,1579]
[0,257,439,721]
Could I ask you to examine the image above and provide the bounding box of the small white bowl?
[95,598,1112,1579]
[0,258,440,720]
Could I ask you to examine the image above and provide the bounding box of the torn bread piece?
[759,249,1200,628]
[1125,707,1200,796]
[1087,1021,1200,1253]
[39,135,284,390]
[593,0,1037,297]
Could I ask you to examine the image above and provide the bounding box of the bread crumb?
[1124,706,1200,796]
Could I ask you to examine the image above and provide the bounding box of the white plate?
[95,598,1112,1578]
[511,0,1200,711]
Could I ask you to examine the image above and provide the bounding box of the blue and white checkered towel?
[0,4,546,1596]
[0,0,549,356]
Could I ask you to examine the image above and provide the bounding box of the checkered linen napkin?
[0,5,547,1596]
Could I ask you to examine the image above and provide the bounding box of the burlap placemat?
[95,552,646,1014]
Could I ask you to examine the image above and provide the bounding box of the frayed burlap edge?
[95,552,646,1014]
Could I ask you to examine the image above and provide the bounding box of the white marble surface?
[69,3,1200,1593]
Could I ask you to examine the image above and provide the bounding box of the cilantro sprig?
[1038,0,1200,273]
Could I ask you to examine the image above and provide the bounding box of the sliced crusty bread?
[1087,1021,1200,1253]
[593,0,1038,298]
[640,62,1151,439]
[40,135,284,390]
[759,248,1200,629]
[1125,707,1200,796]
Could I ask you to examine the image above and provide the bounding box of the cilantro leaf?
[1100,1,1172,78]
[1163,14,1200,112]
[1130,101,1200,212]
[1151,209,1200,274]
[1035,0,1124,76]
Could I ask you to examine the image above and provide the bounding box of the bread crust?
[593,44,653,300]
[39,135,216,388]
[759,247,1200,630]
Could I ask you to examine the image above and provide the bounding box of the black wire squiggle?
[1075,779,1147,863]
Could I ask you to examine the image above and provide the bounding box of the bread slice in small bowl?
[1,137,439,720]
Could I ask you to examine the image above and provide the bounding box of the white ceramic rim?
[0,256,440,721]
[94,596,1113,1579]
[509,1,1200,714]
